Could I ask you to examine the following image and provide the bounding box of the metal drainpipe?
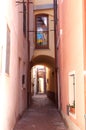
[53,0,58,108]
[27,0,31,108]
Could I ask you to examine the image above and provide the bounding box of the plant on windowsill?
[69,100,75,114]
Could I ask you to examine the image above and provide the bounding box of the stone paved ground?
[14,94,67,130]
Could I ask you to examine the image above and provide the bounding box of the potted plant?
[69,100,75,113]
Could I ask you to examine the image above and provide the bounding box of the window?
[69,71,76,114]
[35,14,49,49]
[5,25,10,74]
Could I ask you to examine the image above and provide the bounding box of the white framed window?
[68,71,76,107]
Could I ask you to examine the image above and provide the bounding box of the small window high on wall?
[35,14,49,49]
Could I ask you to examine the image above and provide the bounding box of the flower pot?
[70,107,75,113]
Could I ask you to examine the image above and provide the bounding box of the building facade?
[0,0,29,129]
[57,0,86,130]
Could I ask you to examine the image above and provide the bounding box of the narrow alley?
[0,0,86,129]
[14,94,67,130]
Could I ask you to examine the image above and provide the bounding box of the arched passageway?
[28,55,58,106]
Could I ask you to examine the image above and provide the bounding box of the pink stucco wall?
[58,0,85,130]
[0,0,29,130]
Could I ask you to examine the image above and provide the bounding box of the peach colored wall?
[83,0,86,115]
[58,0,85,130]
[0,0,28,130]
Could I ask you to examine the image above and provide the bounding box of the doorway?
[37,78,44,93]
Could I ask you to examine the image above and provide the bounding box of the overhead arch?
[30,55,56,103]
[31,55,55,68]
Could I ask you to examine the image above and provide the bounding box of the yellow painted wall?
[46,67,55,93]
[34,0,53,5]
[33,0,55,59]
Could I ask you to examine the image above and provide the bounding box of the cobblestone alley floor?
[14,94,67,130]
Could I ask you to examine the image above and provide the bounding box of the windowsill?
[35,46,49,49]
